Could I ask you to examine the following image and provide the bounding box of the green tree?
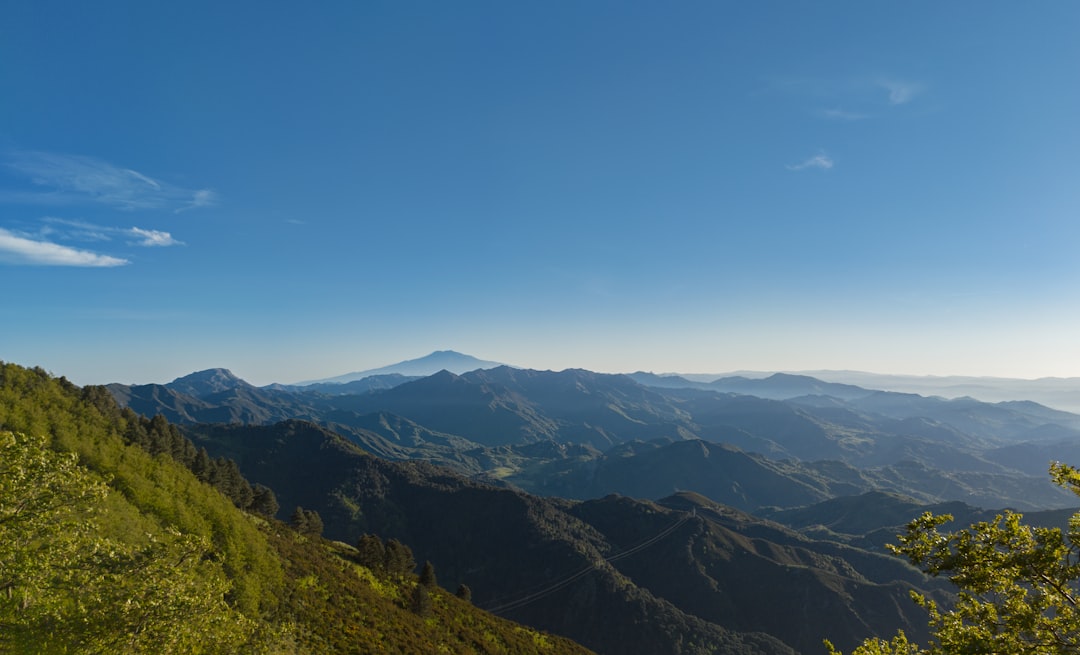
[250,483,279,517]
[828,462,1080,655]
[290,505,310,533]
[356,534,387,573]
[0,430,108,616]
[305,508,324,537]
[455,583,472,603]
[411,583,433,617]
[192,446,213,482]
[384,539,416,577]
[289,506,323,537]
[419,560,438,588]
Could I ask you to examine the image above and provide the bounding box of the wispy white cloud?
[2,150,216,212]
[129,227,182,247]
[819,107,867,121]
[766,75,925,118]
[0,228,129,267]
[36,217,109,243]
[178,188,218,213]
[877,78,923,105]
[40,217,183,247]
[786,152,834,172]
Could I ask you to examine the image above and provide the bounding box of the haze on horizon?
[2,2,1078,388]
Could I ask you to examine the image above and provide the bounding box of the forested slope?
[187,420,955,655]
[0,362,593,655]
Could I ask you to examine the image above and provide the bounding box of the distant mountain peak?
[297,350,505,385]
[166,368,253,398]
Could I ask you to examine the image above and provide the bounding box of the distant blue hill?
[296,350,504,385]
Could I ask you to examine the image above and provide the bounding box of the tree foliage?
[829,462,1080,655]
[356,533,387,573]
[111,401,278,519]
[411,583,433,617]
[384,538,417,577]
[456,583,472,603]
[290,505,324,537]
[0,364,285,616]
[420,560,438,588]
[0,431,256,653]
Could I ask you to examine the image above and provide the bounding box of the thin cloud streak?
[877,79,923,105]
[820,107,867,121]
[129,227,183,247]
[767,75,925,117]
[2,150,216,212]
[181,189,217,212]
[0,228,129,267]
[41,217,183,247]
[786,152,834,171]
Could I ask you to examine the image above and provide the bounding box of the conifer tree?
[356,534,386,572]
[288,507,323,537]
[250,484,279,518]
[411,583,432,617]
[290,506,309,533]
[304,509,324,537]
[455,583,472,603]
[191,447,213,482]
[383,539,415,576]
[419,560,437,588]
[122,413,151,449]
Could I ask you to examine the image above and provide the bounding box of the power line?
[481,513,692,615]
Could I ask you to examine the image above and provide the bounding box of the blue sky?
[2,1,1079,385]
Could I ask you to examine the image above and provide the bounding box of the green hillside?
[0,362,592,655]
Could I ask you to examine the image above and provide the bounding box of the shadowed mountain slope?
[186,419,954,655]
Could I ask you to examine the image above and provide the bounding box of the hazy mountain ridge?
[747,371,1080,414]
[506,437,1075,512]
[298,350,504,385]
[108,359,1080,511]
[759,490,1080,556]
[275,373,421,395]
[634,369,1080,414]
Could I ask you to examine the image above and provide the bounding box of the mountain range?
[10,352,1080,654]
[292,351,1080,414]
[108,359,1080,511]
[644,369,1080,414]
[90,352,1080,652]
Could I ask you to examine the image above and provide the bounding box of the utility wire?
[482,513,692,615]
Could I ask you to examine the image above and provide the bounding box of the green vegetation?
[0,362,592,654]
[0,430,261,652]
[829,462,1080,655]
[289,506,324,537]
